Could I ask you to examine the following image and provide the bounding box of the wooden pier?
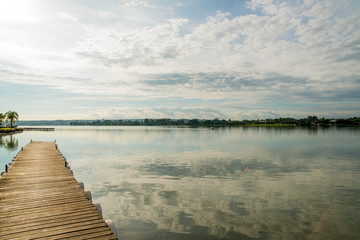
[0,141,117,240]
[22,128,55,131]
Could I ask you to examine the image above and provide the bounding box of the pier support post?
[106,220,118,238]
[85,190,92,202]
[94,203,102,217]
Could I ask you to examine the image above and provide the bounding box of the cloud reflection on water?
[4,126,358,240]
[54,127,359,240]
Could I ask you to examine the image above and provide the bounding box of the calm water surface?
[1,126,360,240]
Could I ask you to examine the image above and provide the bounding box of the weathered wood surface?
[0,141,117,240]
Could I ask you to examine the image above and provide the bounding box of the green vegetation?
[70,116,360,127]
[0,111,21,134]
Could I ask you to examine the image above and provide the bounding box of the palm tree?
[0,113,5,128]
[5,111,19,128]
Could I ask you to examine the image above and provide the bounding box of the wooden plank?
[0,216,103,236]
[0,203,95,219]
[1,222,108,239]
[0,211,100,230]
[0,141,117,239]
[33,227,115,240]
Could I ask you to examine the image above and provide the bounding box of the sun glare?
[0,0,40,23]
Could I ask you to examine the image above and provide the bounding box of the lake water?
[1,126,360,240]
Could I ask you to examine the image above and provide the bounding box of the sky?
[0,0,359,120]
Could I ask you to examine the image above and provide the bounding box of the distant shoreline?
[16,117,360,128]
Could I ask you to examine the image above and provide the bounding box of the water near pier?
[1,126,359,240]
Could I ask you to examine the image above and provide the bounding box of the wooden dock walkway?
[22,128,55,131]
[0,141,117,240]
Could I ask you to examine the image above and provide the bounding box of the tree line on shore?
[0,111,19,128]
[69,116,360,127]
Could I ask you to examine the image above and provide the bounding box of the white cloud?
[247,0,276,14]
[83,106,357,120]
[121,0,150,8]
[73,0,359,84]
[88,107,229,120]
[74,18,188,68]
[58,12,78,22]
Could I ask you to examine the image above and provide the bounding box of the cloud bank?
[0,0,359,119]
